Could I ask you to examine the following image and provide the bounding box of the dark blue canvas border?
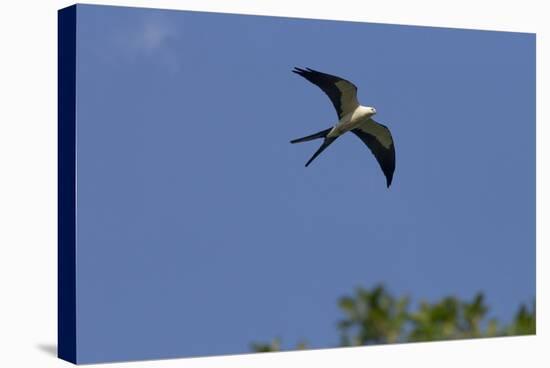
[58,4,77,364]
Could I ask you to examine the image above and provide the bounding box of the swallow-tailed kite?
[290,67,396,188]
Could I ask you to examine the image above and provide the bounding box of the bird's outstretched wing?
[352,119,395,188]
[292,67,359,119]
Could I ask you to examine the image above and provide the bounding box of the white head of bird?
[355,105,377,119]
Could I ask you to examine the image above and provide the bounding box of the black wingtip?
[292,67,309,75]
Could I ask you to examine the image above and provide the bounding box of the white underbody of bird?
[291,67,396,188]
[327,105,376,137]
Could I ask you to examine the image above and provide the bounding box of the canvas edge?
[58,3,77,365]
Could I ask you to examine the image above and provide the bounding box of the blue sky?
[74,4,535,363]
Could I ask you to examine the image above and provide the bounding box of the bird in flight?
[290,67,396,188]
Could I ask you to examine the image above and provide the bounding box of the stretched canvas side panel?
[58,4,77,364]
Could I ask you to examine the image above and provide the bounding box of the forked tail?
[290,127,338,167]
[290,127,332,144]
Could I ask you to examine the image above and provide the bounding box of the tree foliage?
[251,284,535,352]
